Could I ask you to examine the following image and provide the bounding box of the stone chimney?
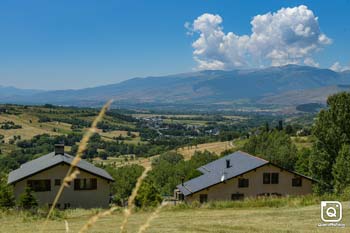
[54,144,65,155]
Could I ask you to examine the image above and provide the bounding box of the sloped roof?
[8,152,114,184]
[177,151,269,196]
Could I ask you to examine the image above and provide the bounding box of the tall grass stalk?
[64,220,69,233]
[78,206,118,233]
[137,202,166,233]
[40,100,112,232]
[120,166,151,233]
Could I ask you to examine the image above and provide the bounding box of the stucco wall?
[185,164,313,202]
[13,163,111,208]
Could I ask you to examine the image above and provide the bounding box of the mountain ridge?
[1,65,349,109]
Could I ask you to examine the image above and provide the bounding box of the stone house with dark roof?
[8,144,114,209]
[175,151,315,203]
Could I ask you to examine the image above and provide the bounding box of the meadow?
[1,200,349,233]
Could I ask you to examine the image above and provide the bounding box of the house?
[174,151,315,203]
[8,144,114,209]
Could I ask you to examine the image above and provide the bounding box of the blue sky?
[0,0,349,90]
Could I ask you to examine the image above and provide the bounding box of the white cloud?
[304,58,320,67]
[330,62,350,72]
[187,5,331,70]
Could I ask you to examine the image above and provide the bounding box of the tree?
[0,175,15,208]
[135,181,162,208]
[310,92,350,192]
[264,122,270,132]
[332,144,350,194]
[18,187,38,209]
[295,148,311,176]
[104,164,144,206]
[243,130,297,170]
[277,120,283,131]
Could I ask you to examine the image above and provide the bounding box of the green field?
[1,202,349,233]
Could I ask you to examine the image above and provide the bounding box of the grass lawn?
[1,203,349,233]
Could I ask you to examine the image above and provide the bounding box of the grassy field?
[1,202,349,233]
[95,140,236,169]
[0,114,63,142]
[0,105,141,149]
[177,141,235,160]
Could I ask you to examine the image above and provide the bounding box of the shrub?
[135,181,162,208]
[0,184,15,208]
[18,187,38,210]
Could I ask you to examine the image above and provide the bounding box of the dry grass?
[1,202,349,233]
[99,130,140,138]
[99,130,142,144]
[96,140,235,170]
[0,114,62,142]
[177,141,235,160]
[78,207,119,233]
[137,203,166,233]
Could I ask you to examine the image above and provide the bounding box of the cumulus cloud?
[186,5,331,70]
[330,62,350,72]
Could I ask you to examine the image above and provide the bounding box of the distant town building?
[175,151,315,203]
[8,144,114,209]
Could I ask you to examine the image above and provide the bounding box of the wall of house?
[13,163,111,208]
[184,164,313,202]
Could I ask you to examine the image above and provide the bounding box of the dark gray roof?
[176,151,269,196]
[8,152,114,184]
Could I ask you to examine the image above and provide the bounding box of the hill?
[1,65,349,110]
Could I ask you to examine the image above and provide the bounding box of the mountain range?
[1,65,350,110]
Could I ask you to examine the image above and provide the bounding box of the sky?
[0,0,350,90]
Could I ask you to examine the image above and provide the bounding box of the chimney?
[54,144,65,155]
[226,159,231,168]
[181,176,185,186]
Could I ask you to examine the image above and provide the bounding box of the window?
[231,193,244,200]
[54,179,61,186]
[263,173,279,184]
[74,178,97,190]
[199,194,208,203]
[271,173,279,184]
[27,179,51,192]
[292,177,302,187]
[238,178,249,188]
[263,173,270,184]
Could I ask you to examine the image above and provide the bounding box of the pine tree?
[0,180,15,208]
[18,187,38,209]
